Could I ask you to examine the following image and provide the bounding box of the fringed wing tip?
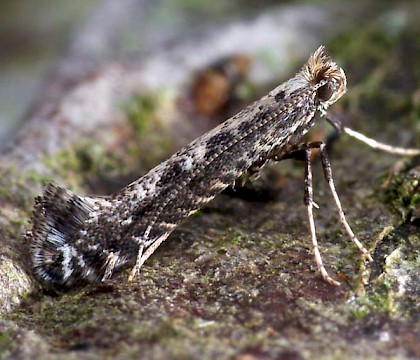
[28,183,94,288]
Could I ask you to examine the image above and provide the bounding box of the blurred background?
[1,0,419,147]
[0,0,280,142]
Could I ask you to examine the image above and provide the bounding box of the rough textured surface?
[0,2,419,360]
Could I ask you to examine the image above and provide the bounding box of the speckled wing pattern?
[28,46,347,289]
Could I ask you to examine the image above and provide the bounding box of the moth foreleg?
[270,141,372,286]
[303,146,341,286]
[305,141,372,285]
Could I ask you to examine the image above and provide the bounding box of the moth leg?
[128,233,171,282]
[128,242,145,282]
[268,141,318,162]
[303,146,340,286]
[271,141,372,285]
[268,142,340,285]
[318,142,373,262]
[239,158,268,186]
[102,251,121,282]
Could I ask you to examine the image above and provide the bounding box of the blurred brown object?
[192,55,251,117]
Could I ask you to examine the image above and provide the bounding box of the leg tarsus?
[128,243,145,282]
[127,232,171,283]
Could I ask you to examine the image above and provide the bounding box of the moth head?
[303,46,347,110]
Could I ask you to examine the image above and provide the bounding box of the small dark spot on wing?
[157,161,185,186]
[205,130,235,153]
[275,90,285,102]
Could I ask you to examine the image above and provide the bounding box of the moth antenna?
[343,127,420,156]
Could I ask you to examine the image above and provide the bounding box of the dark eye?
[317,83,334,101]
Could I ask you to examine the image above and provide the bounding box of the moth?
[28,46,419,290]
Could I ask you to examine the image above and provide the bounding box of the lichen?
[0,166,51,209]
[0,256,31,315]
[380,161,420,223]
[38,92,177,195]
[0,331,12,356]
[122,92,177,171]
[125,93,159,138]
[43,142,129,193]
